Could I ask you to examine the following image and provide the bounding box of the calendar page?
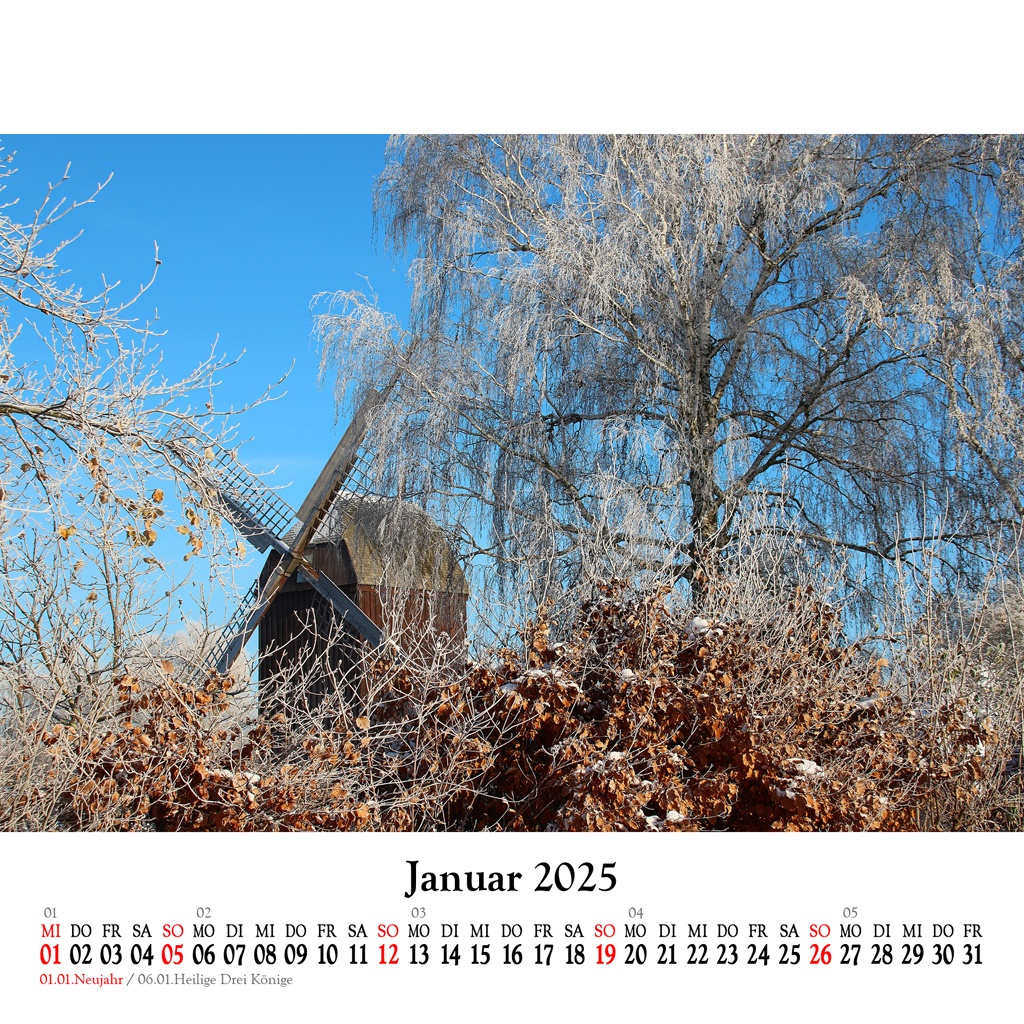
[3,833,1019,1023]
[3,8,1021,1024]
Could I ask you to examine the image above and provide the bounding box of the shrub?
[5,580,1014,831]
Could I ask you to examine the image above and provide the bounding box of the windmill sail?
[164,385,395,681]
[162,422,299,556]
[203,577,263,676]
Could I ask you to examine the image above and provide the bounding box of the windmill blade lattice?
[164,420,301,556]
[202,576,263,677]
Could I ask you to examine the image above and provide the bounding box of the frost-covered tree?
[0,147,258,723]
[316,135,1024,617]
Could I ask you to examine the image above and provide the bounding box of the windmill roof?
[291,495,469,594]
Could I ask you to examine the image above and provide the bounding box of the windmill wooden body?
[258,495,468,712]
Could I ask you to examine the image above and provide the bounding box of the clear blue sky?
[2,134,411,496]
[2,135,419,632]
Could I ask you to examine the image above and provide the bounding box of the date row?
[39,940,984,968]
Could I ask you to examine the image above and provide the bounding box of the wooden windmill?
[164,380,466,704]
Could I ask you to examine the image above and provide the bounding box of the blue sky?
[1,134,422,635]
[2,134,411,495]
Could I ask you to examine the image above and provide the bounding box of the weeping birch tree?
[316,135,1024,619]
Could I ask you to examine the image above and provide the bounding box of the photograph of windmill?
[2,135,1022,832]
